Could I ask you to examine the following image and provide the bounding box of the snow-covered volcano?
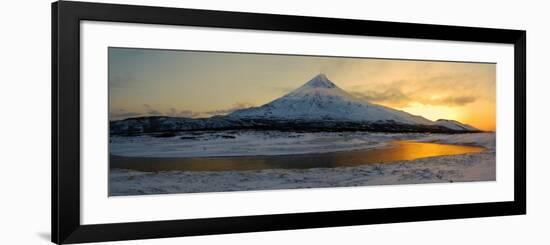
[110,74,481,134]
[229,74,433,125]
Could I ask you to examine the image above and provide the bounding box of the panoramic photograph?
[108,47,496,196]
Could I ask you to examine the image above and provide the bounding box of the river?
[110,140,485,172]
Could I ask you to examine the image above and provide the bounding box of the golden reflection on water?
[379,141,484,163]
[110,141,485,172]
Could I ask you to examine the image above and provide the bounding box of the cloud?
[204,102,255,116]
[127,104,235,118]
[168,108,177,116]
[352,87,411,107]
[110,111,142,120]
[178,110,201,118]
[146,106,201,118]
[352,83,478,107]
[146,110,162,116]
[412,74,481,94]
[421,95,477,106]
[349,70,487,108]
[140,104,162,116]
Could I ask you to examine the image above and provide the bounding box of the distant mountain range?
[110,74,480,135]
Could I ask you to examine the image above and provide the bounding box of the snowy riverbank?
[111,131,448,158]
[109,132,495,196]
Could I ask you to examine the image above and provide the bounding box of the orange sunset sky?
[109,48,496,131]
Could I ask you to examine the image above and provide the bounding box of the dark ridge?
[110,116,482,136]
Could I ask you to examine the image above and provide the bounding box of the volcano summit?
[228,74,434,125]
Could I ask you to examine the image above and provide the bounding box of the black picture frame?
[52,1,526,244]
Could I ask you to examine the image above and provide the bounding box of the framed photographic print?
[52,1,526,244]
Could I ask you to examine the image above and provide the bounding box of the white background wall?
[0,0,548,244]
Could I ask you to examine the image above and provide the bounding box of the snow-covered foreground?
[109,132,495,196]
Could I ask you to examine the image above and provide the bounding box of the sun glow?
[400,103,462,122]
[396,102,495,131]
